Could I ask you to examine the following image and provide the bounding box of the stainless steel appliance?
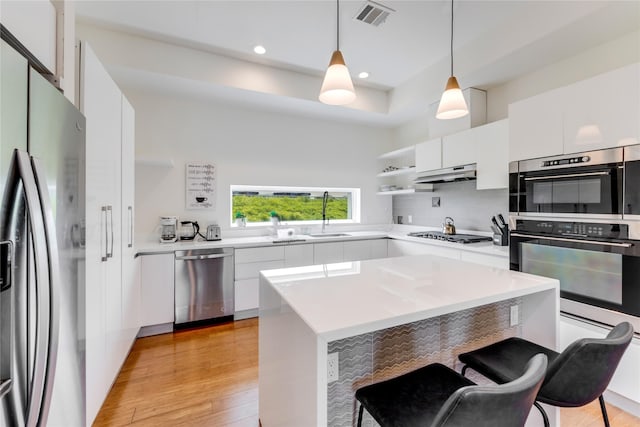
[174,248,234,325]
[206,224,221,241]
[624,145,640,218]
[509,147,624,219]
[414,163,476,184]
[1,40,85,425]
[407,231,492,244]
[159,216,178,243]
[442,217,456,235]
[509,218,640,332]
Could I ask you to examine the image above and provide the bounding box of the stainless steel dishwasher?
[174,247,234,326]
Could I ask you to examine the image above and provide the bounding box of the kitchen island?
[259,254,559,427]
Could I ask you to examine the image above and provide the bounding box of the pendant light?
[436,0,469,120]
[319,0,356,105]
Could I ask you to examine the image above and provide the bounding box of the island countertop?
[261,254,558,342]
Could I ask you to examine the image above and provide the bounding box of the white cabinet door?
[563,63,640,154]
[415,138,442,172]
[388,240,461,259]
[442,128,476,168]
[235,246,285,263]
[140,254,175,326]
[370,239,388,259]
[459,251,508,269]
[343,239,388,261]
[314,242,344,264]
[284,244,314,267]
[235,260,285,280]
[509,88,564,161]
[235,279,259,312]
[80,41,124,426]
[119,95,139,357]
[476,119,509,190]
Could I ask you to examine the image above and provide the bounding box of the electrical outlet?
[510,305,519,326]
[432,197,441,207]
[407,215,413,223]
[327,352,339,383]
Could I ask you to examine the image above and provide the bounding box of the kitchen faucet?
[322,191,329,233]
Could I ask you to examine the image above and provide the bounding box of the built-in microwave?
[509,148,624,218]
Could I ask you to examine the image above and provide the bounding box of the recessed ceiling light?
[358,72,369,79]
[253,45,266,55]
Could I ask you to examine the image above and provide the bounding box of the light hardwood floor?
[94,319,639,426]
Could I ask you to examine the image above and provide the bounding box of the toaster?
[206,224,221,241]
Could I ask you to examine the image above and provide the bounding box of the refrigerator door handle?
[0,241,13,400]
[101,206,108,262]
[9,150,53,427]
[128,206,133,248]
[30,156,61,427]
[107,205,114,258]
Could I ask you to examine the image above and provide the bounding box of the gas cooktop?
[407,231,493,244]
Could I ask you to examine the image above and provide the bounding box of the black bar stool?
[458,322,634,427]
[355,353,547,427]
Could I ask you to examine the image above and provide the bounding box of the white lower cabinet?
[234,247,286,317]
[388,240,460,259]
[313,242,344,264]
[140,253,175,326]
[284,244,314,267]
[343,239,388,261]
[560,316,640,404]
[459,251,509,269]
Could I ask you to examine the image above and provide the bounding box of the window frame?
[229,184,361,227]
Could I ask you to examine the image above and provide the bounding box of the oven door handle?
[510,232,633,248]
[523,171,610,181]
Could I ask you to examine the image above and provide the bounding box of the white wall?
[127,87,393,241]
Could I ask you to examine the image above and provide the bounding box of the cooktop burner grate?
[407,231,493,244]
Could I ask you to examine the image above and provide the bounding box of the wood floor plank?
[94,317,639,426]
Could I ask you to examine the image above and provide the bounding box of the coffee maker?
[159,216,178,243]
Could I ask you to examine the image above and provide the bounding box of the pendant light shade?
[437,0,468,120]
[319,50,356,105]
[319,0,356,105]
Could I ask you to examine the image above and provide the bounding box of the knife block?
[492,231,509,246]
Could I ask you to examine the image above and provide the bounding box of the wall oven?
[509,148,624,218]
[509,218,640,332]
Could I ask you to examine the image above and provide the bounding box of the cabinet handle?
[107,205,114,258]
[128,206,133,248]
[101,206,108,261]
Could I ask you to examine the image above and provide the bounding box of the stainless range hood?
[414,164,477,184]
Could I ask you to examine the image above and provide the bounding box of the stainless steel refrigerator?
[1,39,85,426]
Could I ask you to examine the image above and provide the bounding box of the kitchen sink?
[307,233,351,238]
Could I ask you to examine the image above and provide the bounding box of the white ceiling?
[75,0,640,124]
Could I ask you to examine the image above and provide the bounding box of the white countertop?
[135,228,509,258]
[261,255,557,341]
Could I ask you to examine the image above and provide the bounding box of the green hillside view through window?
[231,187,356,224]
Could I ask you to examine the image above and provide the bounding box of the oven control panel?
[541,155,590,167]
[515,219,628,239]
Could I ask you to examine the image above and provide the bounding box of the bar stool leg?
[533,402,550,427]
[598,395,611,427]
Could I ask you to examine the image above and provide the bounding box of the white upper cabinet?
[442,128,476,168]
[415,138,442,173]
[509,87,564,161]
[476,119,509,190]
[509,63,640,161]
[563,63,640,154]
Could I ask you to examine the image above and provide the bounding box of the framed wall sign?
[186,162,215,209]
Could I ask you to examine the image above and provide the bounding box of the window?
[230,185,360,226]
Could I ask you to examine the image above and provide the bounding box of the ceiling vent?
[353,1,395,27]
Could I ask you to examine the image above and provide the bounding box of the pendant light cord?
[450,0,454,77]
[337,0,340,51]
